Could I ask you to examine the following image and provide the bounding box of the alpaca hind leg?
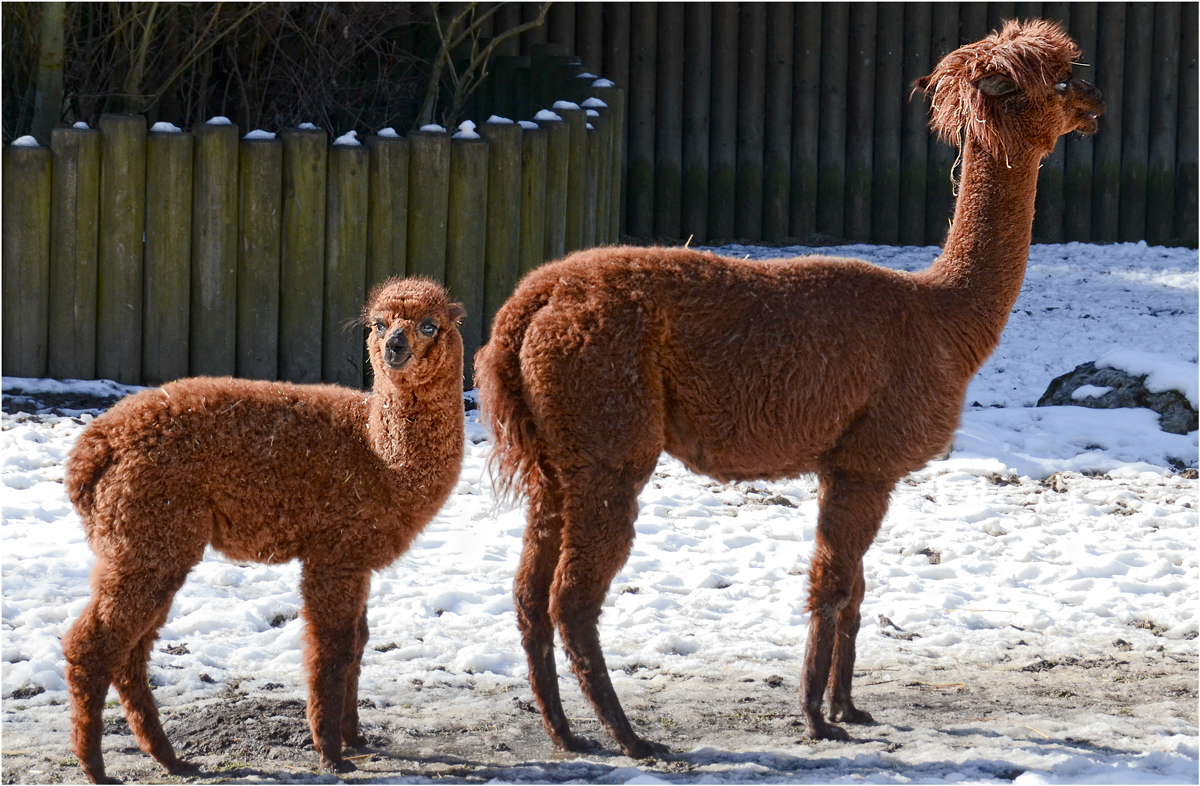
[799,470,890,740]
[300,565,371,772]
[340,608,370,748]
[553,473,668,759]
[63,559,196,783]
[826,565,874,724]
[515,467,594,751]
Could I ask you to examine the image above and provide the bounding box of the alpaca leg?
[826,564,874,724]
[340,608,370,748]
[63,559,198,784]
[300,565,371,772]
[552,474,669,759]
[799,470,890,741]
[514,468,592,751]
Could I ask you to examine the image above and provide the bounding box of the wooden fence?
[2,78,625,389]
[485,1,1198,249]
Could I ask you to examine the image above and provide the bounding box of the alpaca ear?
[975,74,1018,97]
[448,302,466,325]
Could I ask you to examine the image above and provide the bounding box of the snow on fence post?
[541,112,570,261]
[480,118,522,340]
[2,140,52,378]
[406,127,450,283]
[445,129,488,388]
[190,119,239,378]
[48,125,100,381]
[236,132,283,382]
[556,102,587,253]
[323,136,369,389]
[96,113,146,385]
[143,125,193,386]
[366,132,410,286]
[278,126,327,384]
[518,122,548,275]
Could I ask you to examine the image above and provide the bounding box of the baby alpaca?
[62,278,464,783]
[476,21,1102,757]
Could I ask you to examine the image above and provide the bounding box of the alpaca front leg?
[301,566,371,773]
[826,565,874,725]
[800,471,889,740]
[340,608,370,748]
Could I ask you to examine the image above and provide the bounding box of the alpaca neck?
[367,374,463,503]
[924,135,1043,367]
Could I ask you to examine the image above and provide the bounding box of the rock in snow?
[1038,361,1198,435]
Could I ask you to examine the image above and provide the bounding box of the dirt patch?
[3,648,1194,784]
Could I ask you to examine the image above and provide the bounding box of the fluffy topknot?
[917,19,1080,158]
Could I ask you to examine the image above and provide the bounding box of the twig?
[1025,724,1050,739]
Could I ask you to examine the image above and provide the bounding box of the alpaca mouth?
[383,348,413,370]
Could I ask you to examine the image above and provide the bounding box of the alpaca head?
[917,19,1104,160]
[364,277,464,389]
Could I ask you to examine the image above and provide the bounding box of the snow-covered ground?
[2,241,1197,784]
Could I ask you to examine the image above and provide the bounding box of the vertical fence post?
[191,120,239,377]
[237,133,283,382]
[583,114,602,248]
[279,126,327,384]
[519,121,548,274]
[1063,3,1097,242]
[844,4,876,242]
[899,3,931,246]
[1176,2,1198,247]
[2,142,52,378]
[790,2,821,239]
[583,98,614,245]
[96,114,146,384]
[445,133,488,387]
[925,6,959,245]
[407,128,451,282]
[48,126,100,380]
[323,139,369,388]
[818,4,849,239]
[734,2,765,241]
[556,102,588,252]
[682,2,712,244]
[480,118,522,338]
[1145,2,1181,246]
[1032,3,1069,244]
[1118,2,1152,243]
[591,83,626,244]
[143,127,193,385]
[626,3,657,238]
[1092,3,1125,243]
[709,2,738,240]
[654,2,684,240]
[366,133,410,288]
[539,111,570,261]
[762,2,793,242]
[871,3,903,245]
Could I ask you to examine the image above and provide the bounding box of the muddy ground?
[3,647,1195,784]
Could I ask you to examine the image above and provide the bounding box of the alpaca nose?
[386,330,409,353]
[383,330,412,368]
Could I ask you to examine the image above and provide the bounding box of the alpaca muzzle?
[384,332,413,370]
[1071,79,1104,134]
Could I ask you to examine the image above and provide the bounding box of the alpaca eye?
[419,320,437,337]
[374,320,387,336]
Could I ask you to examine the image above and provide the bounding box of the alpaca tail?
[64,424,115,537]
[474,277,554,504]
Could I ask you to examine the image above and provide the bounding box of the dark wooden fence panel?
[2,144,52,378]
[279,127,326,384]
[1117,2,1152,243]
[734,2,766,240]
[790,2,822,239]
[654,2,684,239]
[236,136,282,382]
[143,129,192,386]
[1145,2,1181,247]
[1063,3,1096,242]
[762,2,793,242]
[708,2,738,240]
[48,127,100,380]
[1176,3,1198,247]
[190,121,239,378]
[681,2,712,243]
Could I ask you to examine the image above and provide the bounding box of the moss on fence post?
[519,122,548,275]
[480,118,522,340]
[445,132,488,388]
[366,133,410,287]
[556,103,587,252]
[541,112,570,261]
[143,127,193,385]
[2,142,52,378]
[407,128,451,282]
[48,126,100,381]
[96,114,146,384]
[324,140,370,388]
[237,134,283,382]
[279,126,327,384]
[190,120,239,377]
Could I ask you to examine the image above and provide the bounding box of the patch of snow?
[1071,384,1114,400]
[1097,349,1199,408]
[243,129,275,140]
[452,121,479,139]
[518,121,539,130]
[150,122,182,133]
[206,116,233,125]
[533,110,562,122]
[552,100,581,111]
[592,78,616,87]
[10,136,39,147]
[487,116,514,124]
[582,97,608,109]
[333,130,360,146]
[298,122,318,130]
[377,127,400,138]
[420,124,447,133]
[72,121,90,130]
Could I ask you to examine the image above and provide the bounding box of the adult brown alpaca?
[61,278,464,783]
[476,20,1102,757]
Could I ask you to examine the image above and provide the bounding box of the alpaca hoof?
[556,733,602,754]
[622,736,671,759]
[807,721,851,742]
[165,757,199,774]
[343,732,369,749]
[830,706,875,725]
[321,757,357,774]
